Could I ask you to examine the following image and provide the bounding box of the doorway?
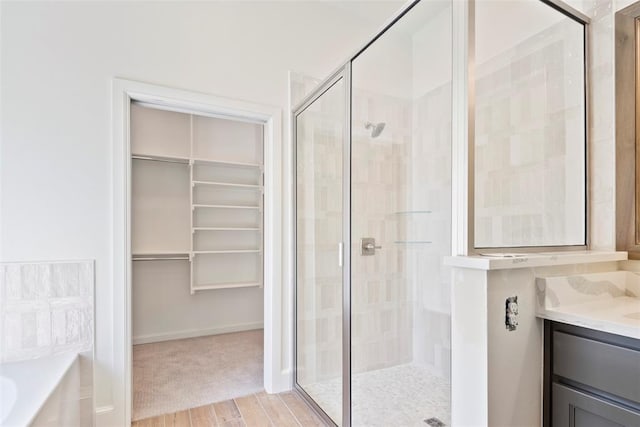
[130,101,266,420]
[112,79,284,426]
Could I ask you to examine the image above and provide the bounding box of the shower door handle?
[361,237,382,256]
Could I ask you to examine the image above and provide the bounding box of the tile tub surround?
[0,261,94,363]
[0,261,94,426]
[536,270,640,338]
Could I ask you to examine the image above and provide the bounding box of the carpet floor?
[132,329,263,421]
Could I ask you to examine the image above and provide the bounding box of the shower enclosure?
[294,1,453,425]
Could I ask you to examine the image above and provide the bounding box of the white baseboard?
[273,368,293,393]
[132,322,264,345]
[95,405,115,427]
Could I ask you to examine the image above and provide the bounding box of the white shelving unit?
[131,102,264,294]
[192,204,260,209]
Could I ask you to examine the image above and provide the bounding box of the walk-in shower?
[293,1,452,425]
[293,0,589,424]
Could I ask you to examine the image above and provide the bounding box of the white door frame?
[112,78,285,426]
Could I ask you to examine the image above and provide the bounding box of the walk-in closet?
[130,102,265,421]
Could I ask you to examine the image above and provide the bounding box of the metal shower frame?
[291,0,590,425]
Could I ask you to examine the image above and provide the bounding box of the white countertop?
[444,251,627,270]
[0,352,78,427]
[537,296,640,339]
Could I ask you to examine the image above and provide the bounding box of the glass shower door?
[349,1,452,425]
[294,76,346,425]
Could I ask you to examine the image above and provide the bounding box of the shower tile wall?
[409,82,452,380]
[351,88,414,374]
[292,70,452,381]
[474,19,585,247]
[0,261,94,363]
[585,0,615,251]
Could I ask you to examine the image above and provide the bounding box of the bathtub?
[0,352,87,426]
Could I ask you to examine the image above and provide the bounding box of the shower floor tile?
[304,364,451,426]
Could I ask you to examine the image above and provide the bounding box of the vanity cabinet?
[544,321,640,427]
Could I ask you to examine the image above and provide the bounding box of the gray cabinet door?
[553,331,640,403]
[553,383,640,427]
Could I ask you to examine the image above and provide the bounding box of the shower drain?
[424,417,446,427]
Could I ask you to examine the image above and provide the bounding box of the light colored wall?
[585,0,617,251]
[132,261,264,344]
[451,267,488,426]
[474,16,586,247]
[0,1,401,422]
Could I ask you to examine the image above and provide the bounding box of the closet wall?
[131,103,264,344]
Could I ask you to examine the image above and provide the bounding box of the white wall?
[0,1,402,424]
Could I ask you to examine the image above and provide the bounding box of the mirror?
[615,2,640,258]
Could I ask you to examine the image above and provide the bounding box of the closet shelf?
[192,281,262,291]
[192,204,260,210]
[193,227,260,231]
[394,210,432,215]
[132,153,190,164]
[132,251,190,261]
[192,180,262,189]
[192,158,262,168]
[192,249,261,254]
[131,153,261,169]
[133,251,190,256]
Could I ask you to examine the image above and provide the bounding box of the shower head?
[365,121,386,138]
